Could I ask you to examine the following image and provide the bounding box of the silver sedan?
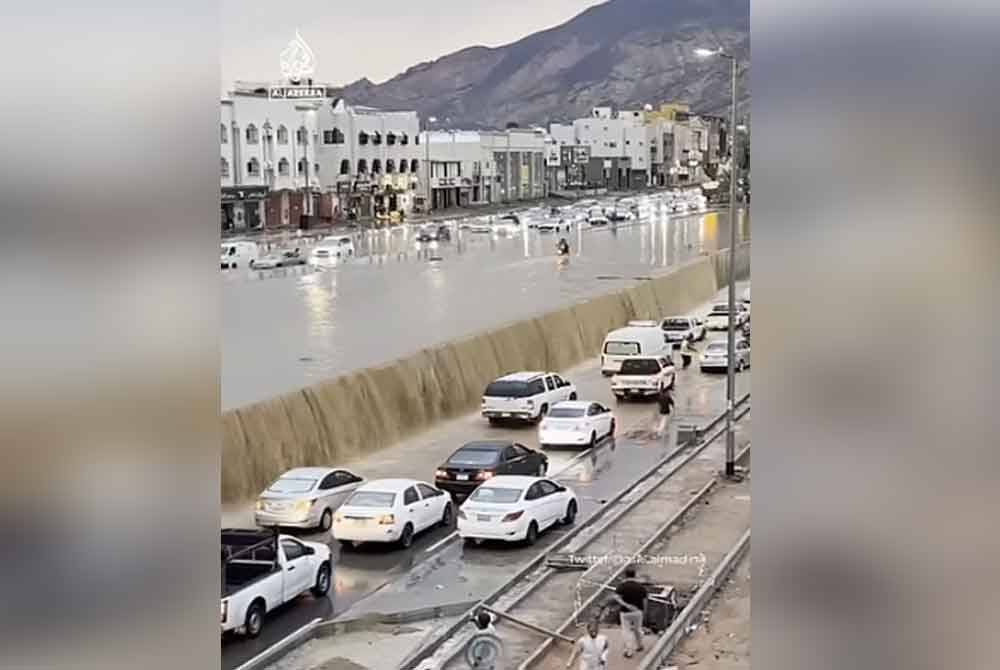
[254,467,366,531]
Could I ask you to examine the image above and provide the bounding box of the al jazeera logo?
[269,31,326,99]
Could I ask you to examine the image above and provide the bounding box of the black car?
[435,441,548,498]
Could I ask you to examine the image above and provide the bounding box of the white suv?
[482,372,577,424]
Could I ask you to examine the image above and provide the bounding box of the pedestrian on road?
[612,566,648,658]
[680,338,698,369]
[658,385,674,416]
[566,620,609,670]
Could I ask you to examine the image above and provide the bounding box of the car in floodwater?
[332,479,452,549]
[700,337,751,372]
[254,467,366,531]
[481,371,577,424]
[252,249,307,270]
[660,316,707,345]
[457,476,578,546]
[435,441,549,499]
[310,236,355,261]
[416,225,451,242]
[538,401,616,450]
[611,355,676,402]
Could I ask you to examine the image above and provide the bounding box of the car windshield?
[469,487,523,504]
[604,341,640,356]
[662,319,690,329]
[267,477,316,494]
[706,343,727,353]
[620,359,660,375]
[449,448,500,466]
[711,305,732,314]
[484,381,531,397]
[346,491,396,507]
[547,407,586,418]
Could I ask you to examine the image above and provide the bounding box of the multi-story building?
[220,83,422,230]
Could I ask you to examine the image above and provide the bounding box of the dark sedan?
[435,441,548,498]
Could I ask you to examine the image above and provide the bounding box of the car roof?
[279,467,336,479]
[357,478,423,492]
[456,441,512,451]
[496,371,547,382]
[478,475,547,489]
[551,400,595,410]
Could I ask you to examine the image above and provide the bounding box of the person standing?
[613,566,648,658]
[680,338,698,369]
[565,621,609,670]
[657,384,674,416]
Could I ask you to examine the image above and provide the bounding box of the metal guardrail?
[398,399,750,670]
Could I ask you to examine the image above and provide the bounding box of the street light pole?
[696,46,740,478]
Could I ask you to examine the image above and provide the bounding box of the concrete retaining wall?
[222,244,749,502]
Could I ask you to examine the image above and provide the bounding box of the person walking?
[565,621,609,670]
[657,384,674,416]
[680,338,698,369]
[612,566,648,658]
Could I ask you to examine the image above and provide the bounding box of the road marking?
[425,530,459,553]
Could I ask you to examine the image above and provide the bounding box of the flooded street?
[223,199,748,410]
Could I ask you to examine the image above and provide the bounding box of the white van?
[601,321,670,375]
[221,241,259,269]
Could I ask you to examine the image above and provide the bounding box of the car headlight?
[255,500,264,511]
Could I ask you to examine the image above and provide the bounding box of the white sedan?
[538,401,616,449]
[332,479,453,549]
[458,476,578,545]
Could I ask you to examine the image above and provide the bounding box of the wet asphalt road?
[222,197,748,410]
[220,283,750,670]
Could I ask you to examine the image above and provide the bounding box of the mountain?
[329,0,749,128]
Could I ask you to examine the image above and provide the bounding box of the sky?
[221,0,605,90]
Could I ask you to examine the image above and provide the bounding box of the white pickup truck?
[221,529,332,638]
[611,355,676,401]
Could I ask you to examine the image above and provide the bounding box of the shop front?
[221,185,270,232]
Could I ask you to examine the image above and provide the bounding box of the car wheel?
[440,503,453,527]
[399,523,414,549]
[525,521,539,546]
[244,600,265,639]
[562,500,578,525]
[318,508,333,532]
[311,562,331,597]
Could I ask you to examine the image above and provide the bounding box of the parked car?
[538,401,616,449]
[660,316,707,346]
[481,372,577,424]
[221,241,259,270]
[435,441,549,498]
[611,355,676,401]
[332,479,452,549]
[254,467,366,531]
[221,529,331,638]
[704,303,749,331]
[700,338,751,372]
[457,476,578,545]
[253,249,307,270]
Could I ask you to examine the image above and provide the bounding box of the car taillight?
[476,471,494,481]
[502,511,524,522]
[435,469,449,479]
[378,514,395,525]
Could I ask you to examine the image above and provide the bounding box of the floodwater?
[222,197,749,410]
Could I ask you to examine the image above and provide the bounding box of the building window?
[339,159,350,175]
[372,159,382,174]
[245,124,259,144]
[296,126,308,145]
[314,163,320,174]
[278,158,289,176]
[277,125,288,144]
[415,135,420,145]
[297,159,307,175]
[220,157,229,177]
[323,128,345,144]
[386,132,396,146]
[399,160,407,173]
[247,158,260,176]
[400,133,409,145]
[358,131,369,146]
[385,159,395,173]
[357,159,368,173]
[221,124,228,144]
[410,159,419,173]
[372,131,382,145]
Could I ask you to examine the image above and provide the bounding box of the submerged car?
[252,249,307,269]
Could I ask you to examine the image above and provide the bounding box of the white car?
[221,241,259,270]
[538,401,616,449]
[704,303,749,330]
[310,236,355,260]
[254,467,366,531]
[332,479,453,549]
[457,476,578,545]
[660,316,707,345]
[611,355,676,401]
[481,372,577,424]
[700,338,751,372]
[461,217,494,233]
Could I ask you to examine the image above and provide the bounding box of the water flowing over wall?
[222,243,750,502]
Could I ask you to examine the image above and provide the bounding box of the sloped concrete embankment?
[222,243,750,503]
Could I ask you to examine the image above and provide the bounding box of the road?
[222,195,749,410]
[220,281,750,670]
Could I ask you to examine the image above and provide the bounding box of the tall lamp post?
[695,46,740,478]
